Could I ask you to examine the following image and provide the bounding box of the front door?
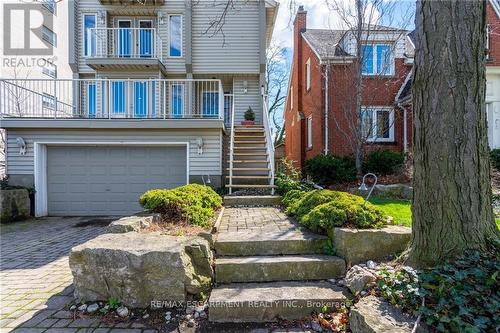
[134,81,147,118]
[117,20,132,57]
[138,20,153,58]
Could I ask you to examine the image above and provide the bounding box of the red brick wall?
[487,1,500,66]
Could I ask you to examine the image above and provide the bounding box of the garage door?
[47,146,187,216]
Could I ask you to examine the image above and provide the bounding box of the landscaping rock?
[86,303,99,313]
[106,214,159,233]
[116,306,129,318]
[350,296,423,333]
[329,226,411,265]
[0,188,30,223]
[69,233,213,308]
[345,266,377,295]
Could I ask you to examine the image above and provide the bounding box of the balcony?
[0,79,228,126]
[85,28,164,72]
[98,0,164,5]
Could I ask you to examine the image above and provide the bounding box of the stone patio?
[218,207,299,233]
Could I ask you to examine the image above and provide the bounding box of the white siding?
[6,129,222,176]
[233,77,262,124]
[192,1,260,74]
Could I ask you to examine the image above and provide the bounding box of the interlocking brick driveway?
[0,217,114,333]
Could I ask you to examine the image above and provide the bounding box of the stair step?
[234,125,264,128]
[208,281,350,322]
[223,195,282,206]
[215,228,328,256]
[234,129,265,133]
[235,135,265,138]
[231,160,269,164]
[234,141,266,144]
[225,168,270,171]
[228,175,271,179]
[234,147,267,150]
[215,255,346,283]
[225,184,276,189]
[231,153,268,156]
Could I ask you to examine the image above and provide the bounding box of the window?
[138,20,153,58]
[171,84,184,118]
[42,26,56,46]
[42,93,55,109]
[202,91,219,117]
[42,62,57,78]
[42,0,56,14]
[83,14,96,56]
[290,86,293,110]
[306,58,311,91]
[117,20,132,57]
[362,44,393,75]
[307,116,313,149]
[361,107,395,142]
[169,15,182,57]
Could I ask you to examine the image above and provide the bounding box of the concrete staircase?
[226,125,276,192]
[209,206,349,323]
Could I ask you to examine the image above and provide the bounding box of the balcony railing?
[0,79,225,120]
[86,28,162,61]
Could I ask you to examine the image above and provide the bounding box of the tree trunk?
[407,0,499,268]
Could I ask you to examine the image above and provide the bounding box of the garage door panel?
[47,146,187,216]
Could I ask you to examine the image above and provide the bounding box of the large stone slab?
[329,226,411,265]
[1,188,30,223]
[209,281,350,322]
[69,232,213,308]
[350,296,425,333]
[215,255,346,283]
[106,214,160,233]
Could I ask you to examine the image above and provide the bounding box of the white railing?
[223,94,233,127]
[228,93,236,194]
[262,92,275,195]
[0,79,224,120]
[87,28,163,61]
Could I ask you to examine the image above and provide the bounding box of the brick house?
[486,0,500,149]
[284,6,415,171]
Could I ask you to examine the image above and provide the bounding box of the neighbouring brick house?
[284,6,415,171]
[486,0,500,149]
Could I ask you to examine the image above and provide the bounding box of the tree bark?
[408,0,499,268]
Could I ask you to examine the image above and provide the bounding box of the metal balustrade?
[87,27,163,60]
[0,79,225,120]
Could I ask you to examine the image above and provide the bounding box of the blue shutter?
[362,45,374,75]
[376,45,391,75]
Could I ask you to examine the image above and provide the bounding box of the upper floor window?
[361,107,395,142]
[362,44,393,76]
[42,93,56,109]
[42,26,56,46]
[290,86,293,110]
[169,15,182,57]
[83,14,96,56]
[306,58,311,91]
[42,62,57,78]
[307,116,313,148]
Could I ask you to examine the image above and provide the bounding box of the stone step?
[225,184,276,189]
[223,195,281,206]
[208,281,350,322]
[215,255,346,283]
[215,229,328,256]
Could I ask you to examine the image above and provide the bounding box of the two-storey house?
[284,6,413,171]
[1,0,278,216]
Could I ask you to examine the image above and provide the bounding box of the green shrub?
[363,150,404,175]
[139,184,222,228]
[285,190,343,218]
[305,154,356,185]
[491,148,500,170]
[244,107,255,121]
[378,249,500,333]
[275,158,314,195]
[300,192,386,232]
[281,189,306,208]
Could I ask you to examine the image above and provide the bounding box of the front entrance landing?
[210,206,350,323]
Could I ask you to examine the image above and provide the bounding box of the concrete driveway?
[0,216,109,333]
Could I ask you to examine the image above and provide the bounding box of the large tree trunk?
[408,0,499,268]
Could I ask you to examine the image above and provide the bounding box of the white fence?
[0,79,225,120]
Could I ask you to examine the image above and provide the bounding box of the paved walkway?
[218,207,299,233]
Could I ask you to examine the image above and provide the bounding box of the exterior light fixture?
[243,81,248,94]
[159,12,164,24]
[99,11,106,25]
[358,173,378,205]
[16,137,26,155]
[196,137,204,155]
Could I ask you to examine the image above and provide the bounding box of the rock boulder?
[69,232,213,308]
[0,188,30,223]
[345,265,377,295]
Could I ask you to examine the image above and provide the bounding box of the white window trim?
[306,58,311,91]
[362,106,395,143]
[362,44,394,76]
[307,115,313,149]
[82,13,97,57]
[168,14,183,58]
[290,86,294,110]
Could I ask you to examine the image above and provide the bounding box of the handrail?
[262,93,275,195]
[228,92,236,194]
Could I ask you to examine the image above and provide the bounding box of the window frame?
[361,44,394,76]
[306,58,311,91]
[361,106,395,143]
[42,93,56,109]
[307,115,313,149]
[168,14,183,58]
[83,13,97,57]
[42,62,57,78]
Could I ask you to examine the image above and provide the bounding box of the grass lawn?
[369,196,500,229]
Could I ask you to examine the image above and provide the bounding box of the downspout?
[397,102,409,161]
[323,63,329,155]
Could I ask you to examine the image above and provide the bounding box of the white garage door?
[47,146,187,216]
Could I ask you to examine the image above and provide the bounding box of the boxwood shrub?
[491,148,500,171]
[139,184,222,228]
[304,154,357,185]
[283,189,387,233]
[363,150,404,175]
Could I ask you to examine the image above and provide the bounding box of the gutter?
[323,64,329,155]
